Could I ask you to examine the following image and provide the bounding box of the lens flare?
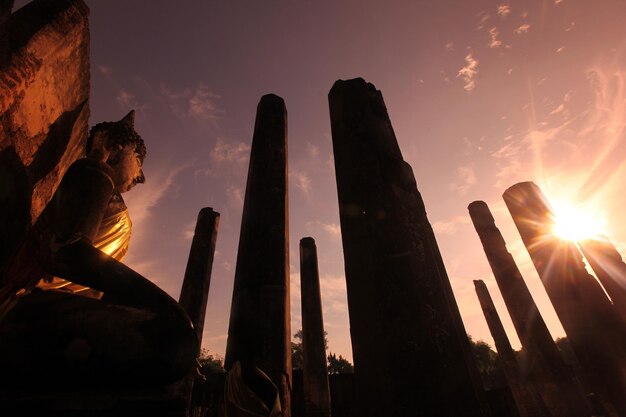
[550,200,607,242]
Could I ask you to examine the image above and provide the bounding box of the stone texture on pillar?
[299,237,331,417]
[503,181,626,417]
[468,200,592,417]
[328,78,488,417]
[474,280,550,417]
[179,208,220,344]
[579,237,626,324]
[0,0,90,272]
[225,94,291,415]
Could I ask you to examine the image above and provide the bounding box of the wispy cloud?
[306,142,320,158]
[210,138,250,164]
[98,64,113,79]
[160,84,224,123]
[497,4,511,18]
[488,27,503,48]
[124,162,190,227]
[449,165,477,196]
[116,89,135,109]
[514,24,530,34]
[291,170,312,195]
[226,185,244,207]
[476,12,491,30]
[432,215,471,235]
[322,223,341,238]
[305,221,342,239]
[458,53,480,92]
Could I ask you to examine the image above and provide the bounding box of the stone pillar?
[299,237,331,417]
[504,181,626,417]
[225,94,291,415]
[468,201,592,417]
[328,78,488,417]
[179,208,220,343]
[474,280,550,417]
[178,208,219,411]
[579,237,626,324]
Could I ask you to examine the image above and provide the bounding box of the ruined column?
[178,208,219,410]
[329,78,488,417]
[300,237,331,417]
[579,237,626,323]
[468,201,592,417]
[474,280,550,417]
[179,207,220,343]
[504,181,626,417]
[225,95,291,415]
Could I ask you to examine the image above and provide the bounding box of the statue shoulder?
[67,157,115,183]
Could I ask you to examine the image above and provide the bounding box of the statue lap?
[0,157,198,389]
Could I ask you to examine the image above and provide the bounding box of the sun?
[550,200,607,242]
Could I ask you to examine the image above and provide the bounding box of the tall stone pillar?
[503,181,626,417]
[328,78,488,417]
[474,280,550,417]
[299,237,331,417]
[579,237,626,323]
[468,201,592,417]
[225,94,291,415]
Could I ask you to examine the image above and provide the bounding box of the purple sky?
[17,0,626,362]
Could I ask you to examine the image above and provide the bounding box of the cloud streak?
[458,53,480,92]
[160,84,224,124]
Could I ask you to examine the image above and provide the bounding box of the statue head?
[87,110,146,193]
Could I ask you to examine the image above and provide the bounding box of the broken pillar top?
[504,182,553,213]
[328,77,403,160]
[468,201,496,227]
[300,236,315,245]
[258,93,286,111]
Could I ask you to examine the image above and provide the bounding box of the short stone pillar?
[474,280,549,417]
[225,94,291,415]
[328,78,488,416]
[299,237,331,417]
[179,207,220,343]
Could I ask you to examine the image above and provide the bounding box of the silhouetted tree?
[198,348,224,373]
[327,352,354,374]
[467,335,506,389]
[291,329,328,370]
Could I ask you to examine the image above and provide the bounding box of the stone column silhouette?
[225,94,291,415]
[329,78,488,417]
[179,207,220,343]
[579,236,626,323]
[468,200,592,417]
[178,207,219,412]
[504,181,626,417]
[474,280,550,417]
[300,237,331,417]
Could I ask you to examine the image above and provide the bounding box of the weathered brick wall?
[0,0,89,267]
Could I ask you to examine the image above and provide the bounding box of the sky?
[17,0,626,362]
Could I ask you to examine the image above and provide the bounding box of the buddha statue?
[0,111,198,388]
